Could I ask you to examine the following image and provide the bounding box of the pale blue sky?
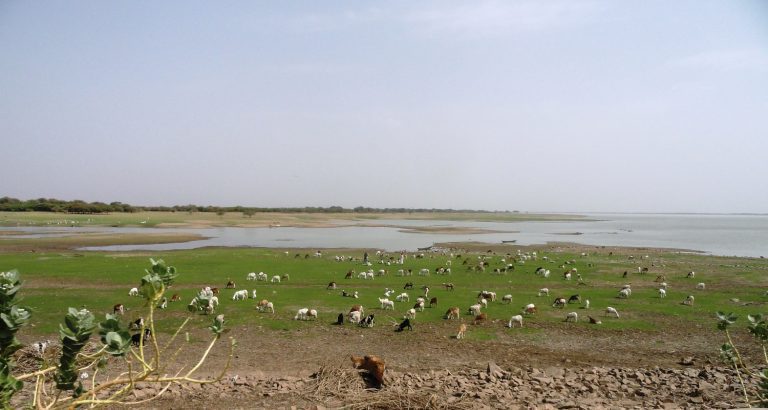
[1,1,766,213]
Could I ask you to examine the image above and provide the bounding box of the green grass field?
[3,245,767,340]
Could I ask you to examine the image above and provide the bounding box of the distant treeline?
[0,197,510,215]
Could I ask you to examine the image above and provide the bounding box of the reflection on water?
[1,214,766,257]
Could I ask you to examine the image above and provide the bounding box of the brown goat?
[473,312,487,325]
[445,306,460,320]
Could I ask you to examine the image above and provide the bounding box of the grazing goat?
[131,329,151,347]
[345,270,354,279]
[473,312,487,325]
[348,310,362,324]
[113,304,125,315]
[414,301,425,312]
[378,298,394,310]
[508,314,523,328]
[442,282,454,291]
[584,299,590,309]
[395,292,409,302]
[566,312,578,322]
[687,271,695,278]
[247,272,257,281]
[659,288,667,298]
[605,307,620,318]
[538,288,550,297]
[589,316,602,324]
[655,274,666,282]
[456,323,467,339]
[696,282,706,290]
[523,303,537,314]
[226,280,236,289]
[502,294,513,304]
[360,314,375,328]
[429,297,438,308]
[403,282,414,290]
[552,298,566,308]
[351,355,386,388]
[251,289,258,299]
[618,288,631,299]
[257,299,273,313]
[683,295,695,306]
[128,287,139,297]
[478,291,496,302]
[395,318,413,332]
[157,297,168,309]
[294,308,309,320]
[130,317,145,330]
[232,289,248,301]
[404,308,416,319]
[271,275,281,283]
[257,272,268,281]
[33,340,51,356]
[335,313,344,325]
[327,281,337,290]
[568,294,581,304]
[468,304,482,316]
[445,307,460,320]
[170,293,181,302]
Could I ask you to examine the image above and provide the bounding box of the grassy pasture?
[3,245,768,342]
[0,210,586,229]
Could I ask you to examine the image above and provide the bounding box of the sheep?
[566,312,578,322]
[508,314,523,328]
[456,323,467,339]
[538,288,550,297]
[552,298,566,308]
[605,307,619,318]
[247,272,257,281]
[683,295,695,306]
[113,304,125,315]
[350,355,386,388]
[523,303,537,314]
[232,289,249,301]
[502,294,513,304]
[473,312,487,325]
[696,282,706,290]
[659,288,667,298]
[445,307,460,320]
[404,308,416,319]
[468,304,482,316]
[294,308,309,320]
[395,292,409,302]
[128,287,139,297]
[271,275,281,283]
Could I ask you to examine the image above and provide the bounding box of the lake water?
[2,214,766,258]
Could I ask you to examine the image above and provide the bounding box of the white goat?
[271,275,281,283]
[502,294,513,304]
[247,272,257,281]
[659,288,667,298]
[257,272,268,281]
[566,312,578,322]
[396,292,409,302]
[348,310,362,324]
[538,288,550,297]
[294,308,309,320]
[508,314,523,328]
[618,288,631,299]
[251,289,258,299]
[605,307,620,318]
[378,298,394,310]
[684,295,695,306]
[696,282,706,290]
[232,289,248,301]
[469,304,482,316]
[128,287,139,297]
[404,308,416,319]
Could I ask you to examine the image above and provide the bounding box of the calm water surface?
[1,214,766,257]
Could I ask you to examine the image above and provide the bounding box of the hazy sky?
[1,1,767,213]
